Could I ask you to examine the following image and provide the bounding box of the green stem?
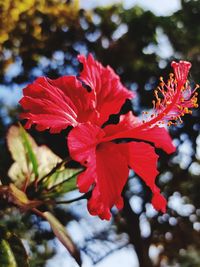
[55,192,90,204]
[32,208,46,219]
[43,192,91,206]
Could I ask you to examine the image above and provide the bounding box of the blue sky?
[80,0,181,16]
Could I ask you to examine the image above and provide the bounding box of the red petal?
[119,142,167,213]
[20,76,96,133]
[68,122,105,165]
[88,142,129,220]
[78,54,134,125]
[131,127,176,154]
[119,142,159,191]
[103,111,139,137]
[68,123,104,193]
[151,193,167,213]
[49,75,98,122]
[68,123,129,220]
[77,165,96,193]
[104,112,176,154]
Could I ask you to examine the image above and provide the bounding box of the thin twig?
[43,191,92,206]
[0,185,9,196]
[32,207,46,219]
[22,174,31,192]
[55,193,88,205]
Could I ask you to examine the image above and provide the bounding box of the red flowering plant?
[0,54,198,265]
[19,54,198,220]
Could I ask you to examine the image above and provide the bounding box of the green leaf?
[40,167,82,198]
[19,124,39,177]
[43,211,81,266]
[44,166,81,188]
[7,234,29,267]
[0,239,17,267]
[45,168,79,189]
[0,227,29,267]
[7,125,82,197]
[7,126,61,188]
[43,176,78,199]
[8,183,41,209]
[53,173,78,194]
[8,183,30,206]
[7,125,38,187]
[7,126,33,185]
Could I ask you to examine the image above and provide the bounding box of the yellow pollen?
[177,105,183,110]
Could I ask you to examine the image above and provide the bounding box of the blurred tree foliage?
[0,0,80,82]
[0,0,200,266]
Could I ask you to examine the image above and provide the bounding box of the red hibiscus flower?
[68,60,198,219]
[20,54,133,133]
[20,55,198,220]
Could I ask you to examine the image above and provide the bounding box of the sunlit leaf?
[6,234,29,267]
[7,126,61,188]
[43,166,81,191]
[0,239,17,267]
[36,145,62,179]
[7,125,38,187]
[7,125,81,197]
[51,173,78,194]
[43,211,81,266]
[19,124,38,177]
[8,183,41,209]
[0,227,29,267]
